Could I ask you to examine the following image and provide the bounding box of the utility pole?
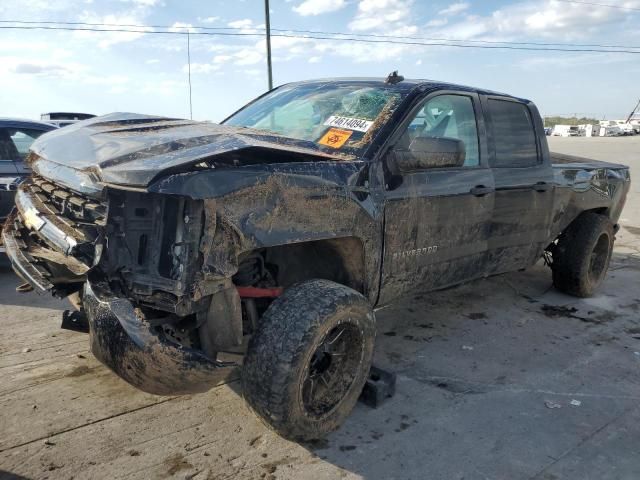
[625,98,640,123]
[187,30,193,120]
[264,0,273,90]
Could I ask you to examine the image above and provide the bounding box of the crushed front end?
[2,175,241,395]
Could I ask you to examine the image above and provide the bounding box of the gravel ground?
[0,136,638,480]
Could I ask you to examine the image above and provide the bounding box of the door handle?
[470,185,494,197]
[532,182,551,192]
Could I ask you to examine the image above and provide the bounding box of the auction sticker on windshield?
[323,116,373,133]
[318,128,353,148]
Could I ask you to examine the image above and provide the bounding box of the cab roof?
[0,117,58,130]
[284,77,532,104]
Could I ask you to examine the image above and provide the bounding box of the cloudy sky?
[1,0,639,121]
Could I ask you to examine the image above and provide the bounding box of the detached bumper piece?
[2,212,55,292]
[83,280,239,395]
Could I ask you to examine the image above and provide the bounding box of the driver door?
[378,92,495,305]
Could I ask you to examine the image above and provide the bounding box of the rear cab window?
[487,99,539,167]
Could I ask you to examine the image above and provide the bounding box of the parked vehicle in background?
[552,124,582,137]
[580,124,601,137]
[0,118,57,228]
[599,125,623,136]
[40,112,96,128]
[544,127,553,136]
[614,121,636,136]
[599,120,626,136]
[3,76,630,441]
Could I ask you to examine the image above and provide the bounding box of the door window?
[0,129,19,161]
[397,94,480,167]
[488,99,538,167]
[6,128,47,161]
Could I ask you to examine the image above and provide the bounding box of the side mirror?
[390,136,466,172]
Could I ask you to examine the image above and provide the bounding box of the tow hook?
[236,286,283,298]
[16,283,34,293]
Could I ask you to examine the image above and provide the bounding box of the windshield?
[223,83,406,156]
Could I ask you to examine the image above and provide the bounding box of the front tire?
[551,212,614,297]
[242,279,376,441]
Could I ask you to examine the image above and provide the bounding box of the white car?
[599,125,623,137]
[616,122,636,135]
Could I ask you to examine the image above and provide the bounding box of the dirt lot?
[1,136,639,480]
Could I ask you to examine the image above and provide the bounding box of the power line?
[271,27,640,50]
[0,24,259,37]
[554,0,640,11]
[2,24,640,54]
[7,19,258,31]
[0,19,243,31]
[1,19,639,51]
[278,33,640,53]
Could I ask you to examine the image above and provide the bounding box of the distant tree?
[543,116,600,128]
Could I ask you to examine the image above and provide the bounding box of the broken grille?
[29,175,107,227]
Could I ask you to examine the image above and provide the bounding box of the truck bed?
[550,152,628,170]
[549,151,630,238]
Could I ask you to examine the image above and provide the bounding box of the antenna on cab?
[385,71,404,84]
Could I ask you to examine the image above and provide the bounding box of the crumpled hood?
[30,112,343,191]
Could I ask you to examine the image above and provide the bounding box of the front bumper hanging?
[83,280,239,395]
[3,178,240,395]
[2,211,55,292]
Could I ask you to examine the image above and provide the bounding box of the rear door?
[378,91,495,304]
[482,96,555,274]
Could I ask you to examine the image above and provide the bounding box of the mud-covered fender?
[148,161,384,302]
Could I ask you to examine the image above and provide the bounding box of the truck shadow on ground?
[1,254,639,479]
[245,252,640,479]
[0,471,31,480]
[0,266,67,310]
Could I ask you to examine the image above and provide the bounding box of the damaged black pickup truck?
[3,76,630,440]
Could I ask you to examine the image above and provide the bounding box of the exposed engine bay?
[5,174,285,367]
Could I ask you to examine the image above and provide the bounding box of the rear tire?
[551,212,614,297]
[242,279,376,441]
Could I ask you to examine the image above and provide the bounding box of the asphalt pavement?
[0,136,638,480]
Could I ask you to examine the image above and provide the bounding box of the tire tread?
[552,212,613,297]
[242,279,375,440]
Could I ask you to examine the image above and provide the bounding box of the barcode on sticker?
[323,116,373,133]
